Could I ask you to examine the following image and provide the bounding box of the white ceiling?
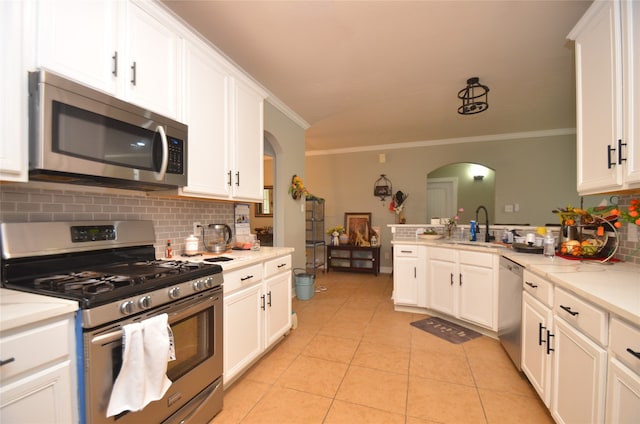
[162,0,592,153]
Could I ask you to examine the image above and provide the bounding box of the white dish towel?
[106,314,173,417]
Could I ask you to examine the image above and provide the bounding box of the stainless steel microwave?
[28,70,188,191]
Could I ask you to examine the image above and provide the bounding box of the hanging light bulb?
[458,77,489,115]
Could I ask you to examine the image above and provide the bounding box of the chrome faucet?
[475,205,491,243]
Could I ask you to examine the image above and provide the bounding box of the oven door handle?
[91,294,218,345]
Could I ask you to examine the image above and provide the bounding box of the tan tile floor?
[211,271,554,424]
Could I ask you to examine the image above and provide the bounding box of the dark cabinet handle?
[267,291,272,307]
[546,330,554,355]
[560,305,579,316]
[235,171,240,186]
[618,139,627,164]
[130,61,137,85]
[450,273,454,285]
[525,281,538,288]
[277,263,286,268]
[459,273,463,286]
[112,51,118,76]
[0,357,15,366]
[538,323,546,346]
[227,171,232,186]
[261,294,266,311]
[414,267,416,278]
[627,348,640,360]
[240,275,254,281]
[607,144,616,169]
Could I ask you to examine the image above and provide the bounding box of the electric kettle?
[204,224,233,253]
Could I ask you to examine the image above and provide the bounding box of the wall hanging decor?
[373,174,393,201]
[288,174,323,202]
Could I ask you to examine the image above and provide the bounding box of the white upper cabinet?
[569,0,639,194]
[36,0,180,119]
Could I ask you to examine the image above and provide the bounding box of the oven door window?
[166,307,213,381]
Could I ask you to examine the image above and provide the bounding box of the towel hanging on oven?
[106,314,174,417]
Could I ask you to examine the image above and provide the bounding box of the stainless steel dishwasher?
[498,256,524,371]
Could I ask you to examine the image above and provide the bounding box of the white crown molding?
[305,128,577,157]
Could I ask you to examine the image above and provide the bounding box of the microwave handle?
[154,125,169,181]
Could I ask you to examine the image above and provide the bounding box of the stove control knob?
[168,287,180,299]
[120,300,135,315]
[193,280,205,291]
[138,296,152,309]
[204,277,214,288]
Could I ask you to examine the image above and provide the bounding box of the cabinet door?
[223,284,263,384]
[1,0,28,182]
[0,361,74,423]
[572,0,623,193]
[37,0,119,94]
[606,358,640,424]
[428,258,456,315]
[230,78,264,201]
[264,271,292,347]
[552,316,607,424]
[394,256,419,306]
[125,1,180,119]
[622,0,640,186]
[180,37,231,198]
[522,292,554,407]
[458,262,494,329]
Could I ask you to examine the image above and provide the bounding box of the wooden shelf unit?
[327,245,380,276]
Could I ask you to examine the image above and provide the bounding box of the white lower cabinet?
[606,317,640,423]
[522,291,554,407]
[393,244,426,306]
[223,255,291,386]
[551,315,607,424]
[0,315,76,423]
[427,247,496,330]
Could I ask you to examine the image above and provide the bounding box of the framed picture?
[344,212,372,245]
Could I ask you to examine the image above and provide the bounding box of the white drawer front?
[224,263,263,294]
[264,255,291,278]
[554,287,608,346]
[610,317,640,374]
[395,245,418,257]
[523,270,553,307]
[0,318,70,381]
[458,250,492,268]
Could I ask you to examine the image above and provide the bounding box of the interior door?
[427,177,457,222]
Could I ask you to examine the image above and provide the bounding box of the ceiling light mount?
[458,77,489,115]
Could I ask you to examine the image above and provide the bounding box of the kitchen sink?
[442,240,507,249]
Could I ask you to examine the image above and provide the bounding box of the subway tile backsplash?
[0,184,236,258]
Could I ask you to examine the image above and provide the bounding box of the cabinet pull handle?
[277,263,286,268]
[414,267,416,278]
[112,51,118,76]
[227,171,232,186]
[267,291,272,307]
[559,305,579,316]
[607,145,616,169]
[525,281,538,288]
[627,348,640,360]
[0,357,15,366]
[618,139,627,164]
[538,323,546,346]
[546,330,554,355]
[261,294,266,310]
[235,171,240,186]
[450,273,454,285]
[459,273,462,286]
[240,275,254,281]
[130,61,137,85]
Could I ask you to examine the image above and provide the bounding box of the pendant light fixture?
[457,77,489,115]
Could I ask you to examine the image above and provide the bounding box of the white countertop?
[392,238,640,326]
[0,288,78,332]
[171,246,295,272]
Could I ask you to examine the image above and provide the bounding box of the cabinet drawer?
[428,246,452,261]
[0,318,70,381]
[554,288,608,345]
[523,270,553,307]
[458,250,492,268]
[224,263,263,294]
[610,317,640,374]
[264,255,291,278]
[394,245,418,257]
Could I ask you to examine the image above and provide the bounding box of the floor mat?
[410,316,481,344]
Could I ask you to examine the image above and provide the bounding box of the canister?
[185,234,199,255]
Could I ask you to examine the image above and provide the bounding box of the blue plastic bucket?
[293,269,315,300]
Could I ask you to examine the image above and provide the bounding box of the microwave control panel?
[167,137,184,175]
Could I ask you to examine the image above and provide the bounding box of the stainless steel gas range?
[0,221,224,424]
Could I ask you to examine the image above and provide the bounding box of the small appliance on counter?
[204,224,233,253]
